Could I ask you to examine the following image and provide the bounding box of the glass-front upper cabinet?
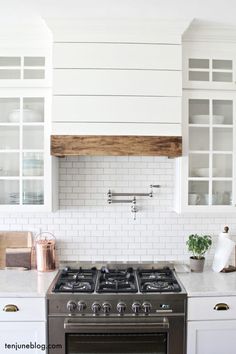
[175,90,236,213]
[183,42,236,90]
[0,89,51,211]
[0,49,51,87]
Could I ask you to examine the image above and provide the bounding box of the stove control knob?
[117,302,126,315]
[142,302,152,315]
[92,302,101,314]
[132,302,142,315]
[77,301,87,312]
[67,301,77,313]
[102,302,112,315]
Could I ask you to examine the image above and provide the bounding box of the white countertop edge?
[0,269,58,298]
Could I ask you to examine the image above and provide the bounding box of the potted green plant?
[186,234,212,272]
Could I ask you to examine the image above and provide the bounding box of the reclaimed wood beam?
[51,135,182,157]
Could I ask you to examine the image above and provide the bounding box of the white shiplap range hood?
[47,18,191,156]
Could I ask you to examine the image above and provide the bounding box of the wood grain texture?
[51,135,182,157]
[0,231,32,269]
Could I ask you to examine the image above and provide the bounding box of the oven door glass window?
[66,333,167,354]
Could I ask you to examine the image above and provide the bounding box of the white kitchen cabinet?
[175,90,236,213]
[0,297,46,354]
[0,46,58,212]
[183,42,236,90]
[0,88,55,212]
[0,48,51,88]
[187,319,236,354]
[0,322,46,354]
[187,296,236,354]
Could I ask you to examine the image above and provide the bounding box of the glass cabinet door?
[187,96,234,207]
[188,58,233,84]
[0,95,45,207]
[0,56,45,80]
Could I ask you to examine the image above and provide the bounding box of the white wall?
[0,0,236,25]
[0,156,235,264]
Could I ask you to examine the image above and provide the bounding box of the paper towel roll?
[212,234,235,272]
[220,231,231,240]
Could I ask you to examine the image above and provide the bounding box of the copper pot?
[35,232,56,272]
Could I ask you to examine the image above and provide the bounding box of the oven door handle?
[64,317,169,331]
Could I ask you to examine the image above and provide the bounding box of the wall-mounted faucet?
[107,184,160,220]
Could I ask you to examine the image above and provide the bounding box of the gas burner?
[59,281,92,292]
[52,265,182,294]
[138,267,181,293]
[97,267,138,293]
[52,267,97,293]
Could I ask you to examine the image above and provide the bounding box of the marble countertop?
[177,268,236,297]
[1,264,236,298]
[0,269,58,297]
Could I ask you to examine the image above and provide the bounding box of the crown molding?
[46,17,192,44]
[183,20,236,43]
[0,19,52,47]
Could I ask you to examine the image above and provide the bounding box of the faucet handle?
[131,197,138,220]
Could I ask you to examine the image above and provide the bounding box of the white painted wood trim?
[53,69,182,96]
[183,42,236,90]
[0,298,45,321]
[0,47,52,88]
[175,90,236,214]
[188,296,236,321]
[52,122,181,136]
[0,321,46,354]
[187,320,236,354]
[46,18,191,44]
[52,96,181,124]
[0,88,53,213]
[183,20,236,43]
[53,43,181,70]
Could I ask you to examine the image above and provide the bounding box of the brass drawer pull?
[3,304,19,312]
[214,303,229,311]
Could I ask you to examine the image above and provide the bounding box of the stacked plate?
[9,192,44,205]
[190,115,224,124]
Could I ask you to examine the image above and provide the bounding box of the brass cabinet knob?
[3,304,19,312]
[214,303,229,311]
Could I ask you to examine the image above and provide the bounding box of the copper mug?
[35,232,56,272]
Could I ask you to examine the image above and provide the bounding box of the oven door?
[66,317,168,354]
[48,316,185,354]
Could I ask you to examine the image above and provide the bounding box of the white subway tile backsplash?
[0,156,234,263]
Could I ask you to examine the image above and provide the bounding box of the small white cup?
[189,193,200,205]
[204,194,217,205]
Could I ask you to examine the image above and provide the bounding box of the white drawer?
[0,298,45,321]
[188,296,236,321]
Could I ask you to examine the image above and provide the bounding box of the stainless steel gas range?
[47,264,187,354]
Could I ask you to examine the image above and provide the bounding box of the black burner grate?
[52,267,97,293]
[96,267,138,293]
[137,267,181,293]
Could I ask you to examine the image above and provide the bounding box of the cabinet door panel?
[0,297,45,321]
[183,42,236,90]
[175,90,236,213]
[0,322,45,354]
[188,320,236,354]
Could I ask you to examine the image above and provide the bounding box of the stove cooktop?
[52,266,181,294]
[53,267,97,293]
